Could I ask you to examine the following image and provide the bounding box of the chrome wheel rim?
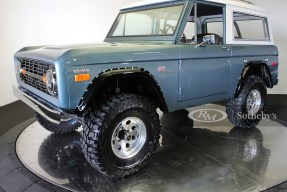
[243,139,258,162]
[111,117,147,159]
[246,89,262,116]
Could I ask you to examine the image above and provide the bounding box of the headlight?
[15,60,22,80]
[45,69,57,96]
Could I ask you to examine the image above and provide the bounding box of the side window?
[206,21,223,37]
[184,21,196,39]
[180,3,225,45]
[182,17,196,44]
[233,12,270,41]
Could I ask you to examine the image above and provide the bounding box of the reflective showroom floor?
[16,104,287,192]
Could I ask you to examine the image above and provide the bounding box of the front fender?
[76,67,168,113]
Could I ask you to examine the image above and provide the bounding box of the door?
[177,2,231,102]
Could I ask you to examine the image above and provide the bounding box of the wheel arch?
[76,67,168,113]
[234,61,273,97]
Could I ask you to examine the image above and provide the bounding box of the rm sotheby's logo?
[189,108,227,123]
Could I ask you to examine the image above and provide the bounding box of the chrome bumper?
[13,85,83,125]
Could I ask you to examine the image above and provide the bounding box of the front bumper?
[13,85,83,125]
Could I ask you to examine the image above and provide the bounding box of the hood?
[46,42,110,50]
[15,42,178,65]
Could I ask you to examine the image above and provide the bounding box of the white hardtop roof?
[121,0,269,13]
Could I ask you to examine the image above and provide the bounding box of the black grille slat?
[19,58,52,94]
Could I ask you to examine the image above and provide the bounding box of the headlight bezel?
[45,68,58,96]
[15,60,22,80]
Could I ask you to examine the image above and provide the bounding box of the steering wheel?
[165,24,176,34]
[160,23,176,34]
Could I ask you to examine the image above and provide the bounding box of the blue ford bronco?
[13,0,279,177]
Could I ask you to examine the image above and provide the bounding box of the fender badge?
[158,66,166,73]
[73,68,90,74]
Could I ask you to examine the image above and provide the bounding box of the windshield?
[108,5,185,37]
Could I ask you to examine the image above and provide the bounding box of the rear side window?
[233,12,270,41]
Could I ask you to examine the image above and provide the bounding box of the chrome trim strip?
[13,85,61,125]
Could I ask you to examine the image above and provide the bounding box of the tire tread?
[81,93,160,177]
[226,75,267,129]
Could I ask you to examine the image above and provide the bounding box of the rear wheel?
[81,93,161,177]
[34,112,79,134]
[226,76,267,129]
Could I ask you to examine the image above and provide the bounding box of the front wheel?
[226,76,267,129]
[81,94,161,177]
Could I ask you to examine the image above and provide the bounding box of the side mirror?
[197,35,216,47]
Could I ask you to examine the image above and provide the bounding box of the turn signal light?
[75,74,91,82]
[21,69,26,75]
[42,75,47,83]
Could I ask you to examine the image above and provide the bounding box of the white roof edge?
[205,0,269,13]
[121,0,269,13]
[121,0,176,10]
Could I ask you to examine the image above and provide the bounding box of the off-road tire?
[226,75,267,129]
[34,112,79,134]
[81,93,161,177]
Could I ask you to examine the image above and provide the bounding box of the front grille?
[19,58,52,94]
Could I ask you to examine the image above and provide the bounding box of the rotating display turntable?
[15,104,287,192]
